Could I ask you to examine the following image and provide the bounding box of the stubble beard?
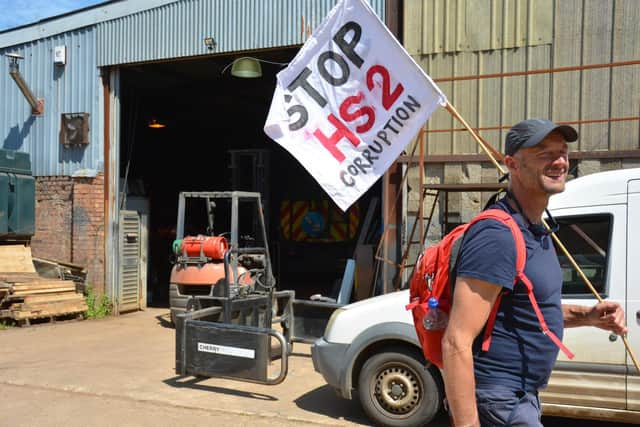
[540,169,567,195]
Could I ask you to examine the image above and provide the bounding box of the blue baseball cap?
[505,119,578,156]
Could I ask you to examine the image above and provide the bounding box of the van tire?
[357,348,441,427]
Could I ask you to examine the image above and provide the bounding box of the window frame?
[553,213,613,300]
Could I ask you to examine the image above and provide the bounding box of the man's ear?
[504,155,518,171]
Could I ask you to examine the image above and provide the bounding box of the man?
[441,118,628,427]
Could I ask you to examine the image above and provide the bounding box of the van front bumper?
[311,338,351,399]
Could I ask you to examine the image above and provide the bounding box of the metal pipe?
[413,116,640,134]
[434,59,640,83]
[9,62,43,115]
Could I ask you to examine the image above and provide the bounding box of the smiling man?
[441,119,628,427]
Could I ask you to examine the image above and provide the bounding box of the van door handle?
[636,310,640,325]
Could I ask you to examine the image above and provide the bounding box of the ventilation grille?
[60,113,90,146]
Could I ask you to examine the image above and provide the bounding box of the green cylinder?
[172,239,182,255]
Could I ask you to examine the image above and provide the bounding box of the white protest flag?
[264,0,446,211]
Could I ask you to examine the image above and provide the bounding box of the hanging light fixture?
[230,57,262,78]
[148,118,166,129]
[221,57,288,79]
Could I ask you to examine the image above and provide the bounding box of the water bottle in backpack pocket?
[423,297,448,330]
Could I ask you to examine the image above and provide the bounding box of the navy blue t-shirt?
[455,199,564,392]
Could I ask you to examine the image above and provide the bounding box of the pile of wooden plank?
[0,245,87,325]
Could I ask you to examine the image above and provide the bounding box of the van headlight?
[324,307,346,337]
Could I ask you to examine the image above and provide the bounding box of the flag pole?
[444,101,506,175]
[444,101,640,374]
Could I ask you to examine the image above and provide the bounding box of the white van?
[311,168,640,427]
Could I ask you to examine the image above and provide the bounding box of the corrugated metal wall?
[404,0,640,157]
[406,0,552,55]
[401,0,640,261]
[0,28,104,176]
[96,0,386,66]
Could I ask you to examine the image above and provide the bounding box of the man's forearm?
[442,340,479,427]
[563,304,591,327]
[563,301,627,334]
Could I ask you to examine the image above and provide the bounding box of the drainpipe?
[381,0,403,294]
[6,53,44,115]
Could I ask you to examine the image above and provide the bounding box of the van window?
[553,214,612,298]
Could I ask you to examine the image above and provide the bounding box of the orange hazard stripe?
[293,226,307,241]
[281,200,362,242]
[292,201,308,241]
[319,202,329,240]
[292,202,307,227]
[280,201,291,239]
[331,222,347,241]
[348,206,360,239]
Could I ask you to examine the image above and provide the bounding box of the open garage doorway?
[118,48,382,307]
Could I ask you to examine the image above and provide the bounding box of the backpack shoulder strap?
[467,209,526,352]
[468,209,574,360]
[518,273,574,359]
[468,209,526,273]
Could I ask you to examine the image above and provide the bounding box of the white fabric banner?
[264,0,446,211]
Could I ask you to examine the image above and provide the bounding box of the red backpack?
[405,209,574,369]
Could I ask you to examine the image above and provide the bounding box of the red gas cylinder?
[181,235,228,259]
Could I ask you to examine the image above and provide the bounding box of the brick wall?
[32,176,73,262]
[32,174,105,293]
[72,174,105,292]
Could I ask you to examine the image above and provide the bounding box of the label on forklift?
[197,342,255,359]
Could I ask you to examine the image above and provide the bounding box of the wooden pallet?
[0,308,86,326]
[0,245,88,325]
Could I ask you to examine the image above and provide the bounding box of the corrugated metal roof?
[96,0,385,66]
[0,0,179,49]
[1,28,104,176]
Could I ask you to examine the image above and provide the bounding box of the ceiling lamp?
[148,118,166,129]
[230,57,262,78]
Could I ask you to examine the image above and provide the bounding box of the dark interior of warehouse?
[118,47,382,305]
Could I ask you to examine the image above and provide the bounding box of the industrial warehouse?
[1,1,639,426]
[0,0,637,314]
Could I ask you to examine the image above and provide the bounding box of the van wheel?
[357,348,441,427]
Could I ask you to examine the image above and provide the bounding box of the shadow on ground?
[155,313,174,329]
[294,385,369,424]
[164,375,278,401]
[296,385,451,426]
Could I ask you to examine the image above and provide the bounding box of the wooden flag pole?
[444,101,640,373]
[444,101,506,175]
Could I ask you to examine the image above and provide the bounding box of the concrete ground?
[0,308,633,427]
[0,308,449,426]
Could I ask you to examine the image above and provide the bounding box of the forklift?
[172,191,347,385]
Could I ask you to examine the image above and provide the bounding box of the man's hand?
[588,301,627,335]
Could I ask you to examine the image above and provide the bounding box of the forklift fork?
[175,306,288,385]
